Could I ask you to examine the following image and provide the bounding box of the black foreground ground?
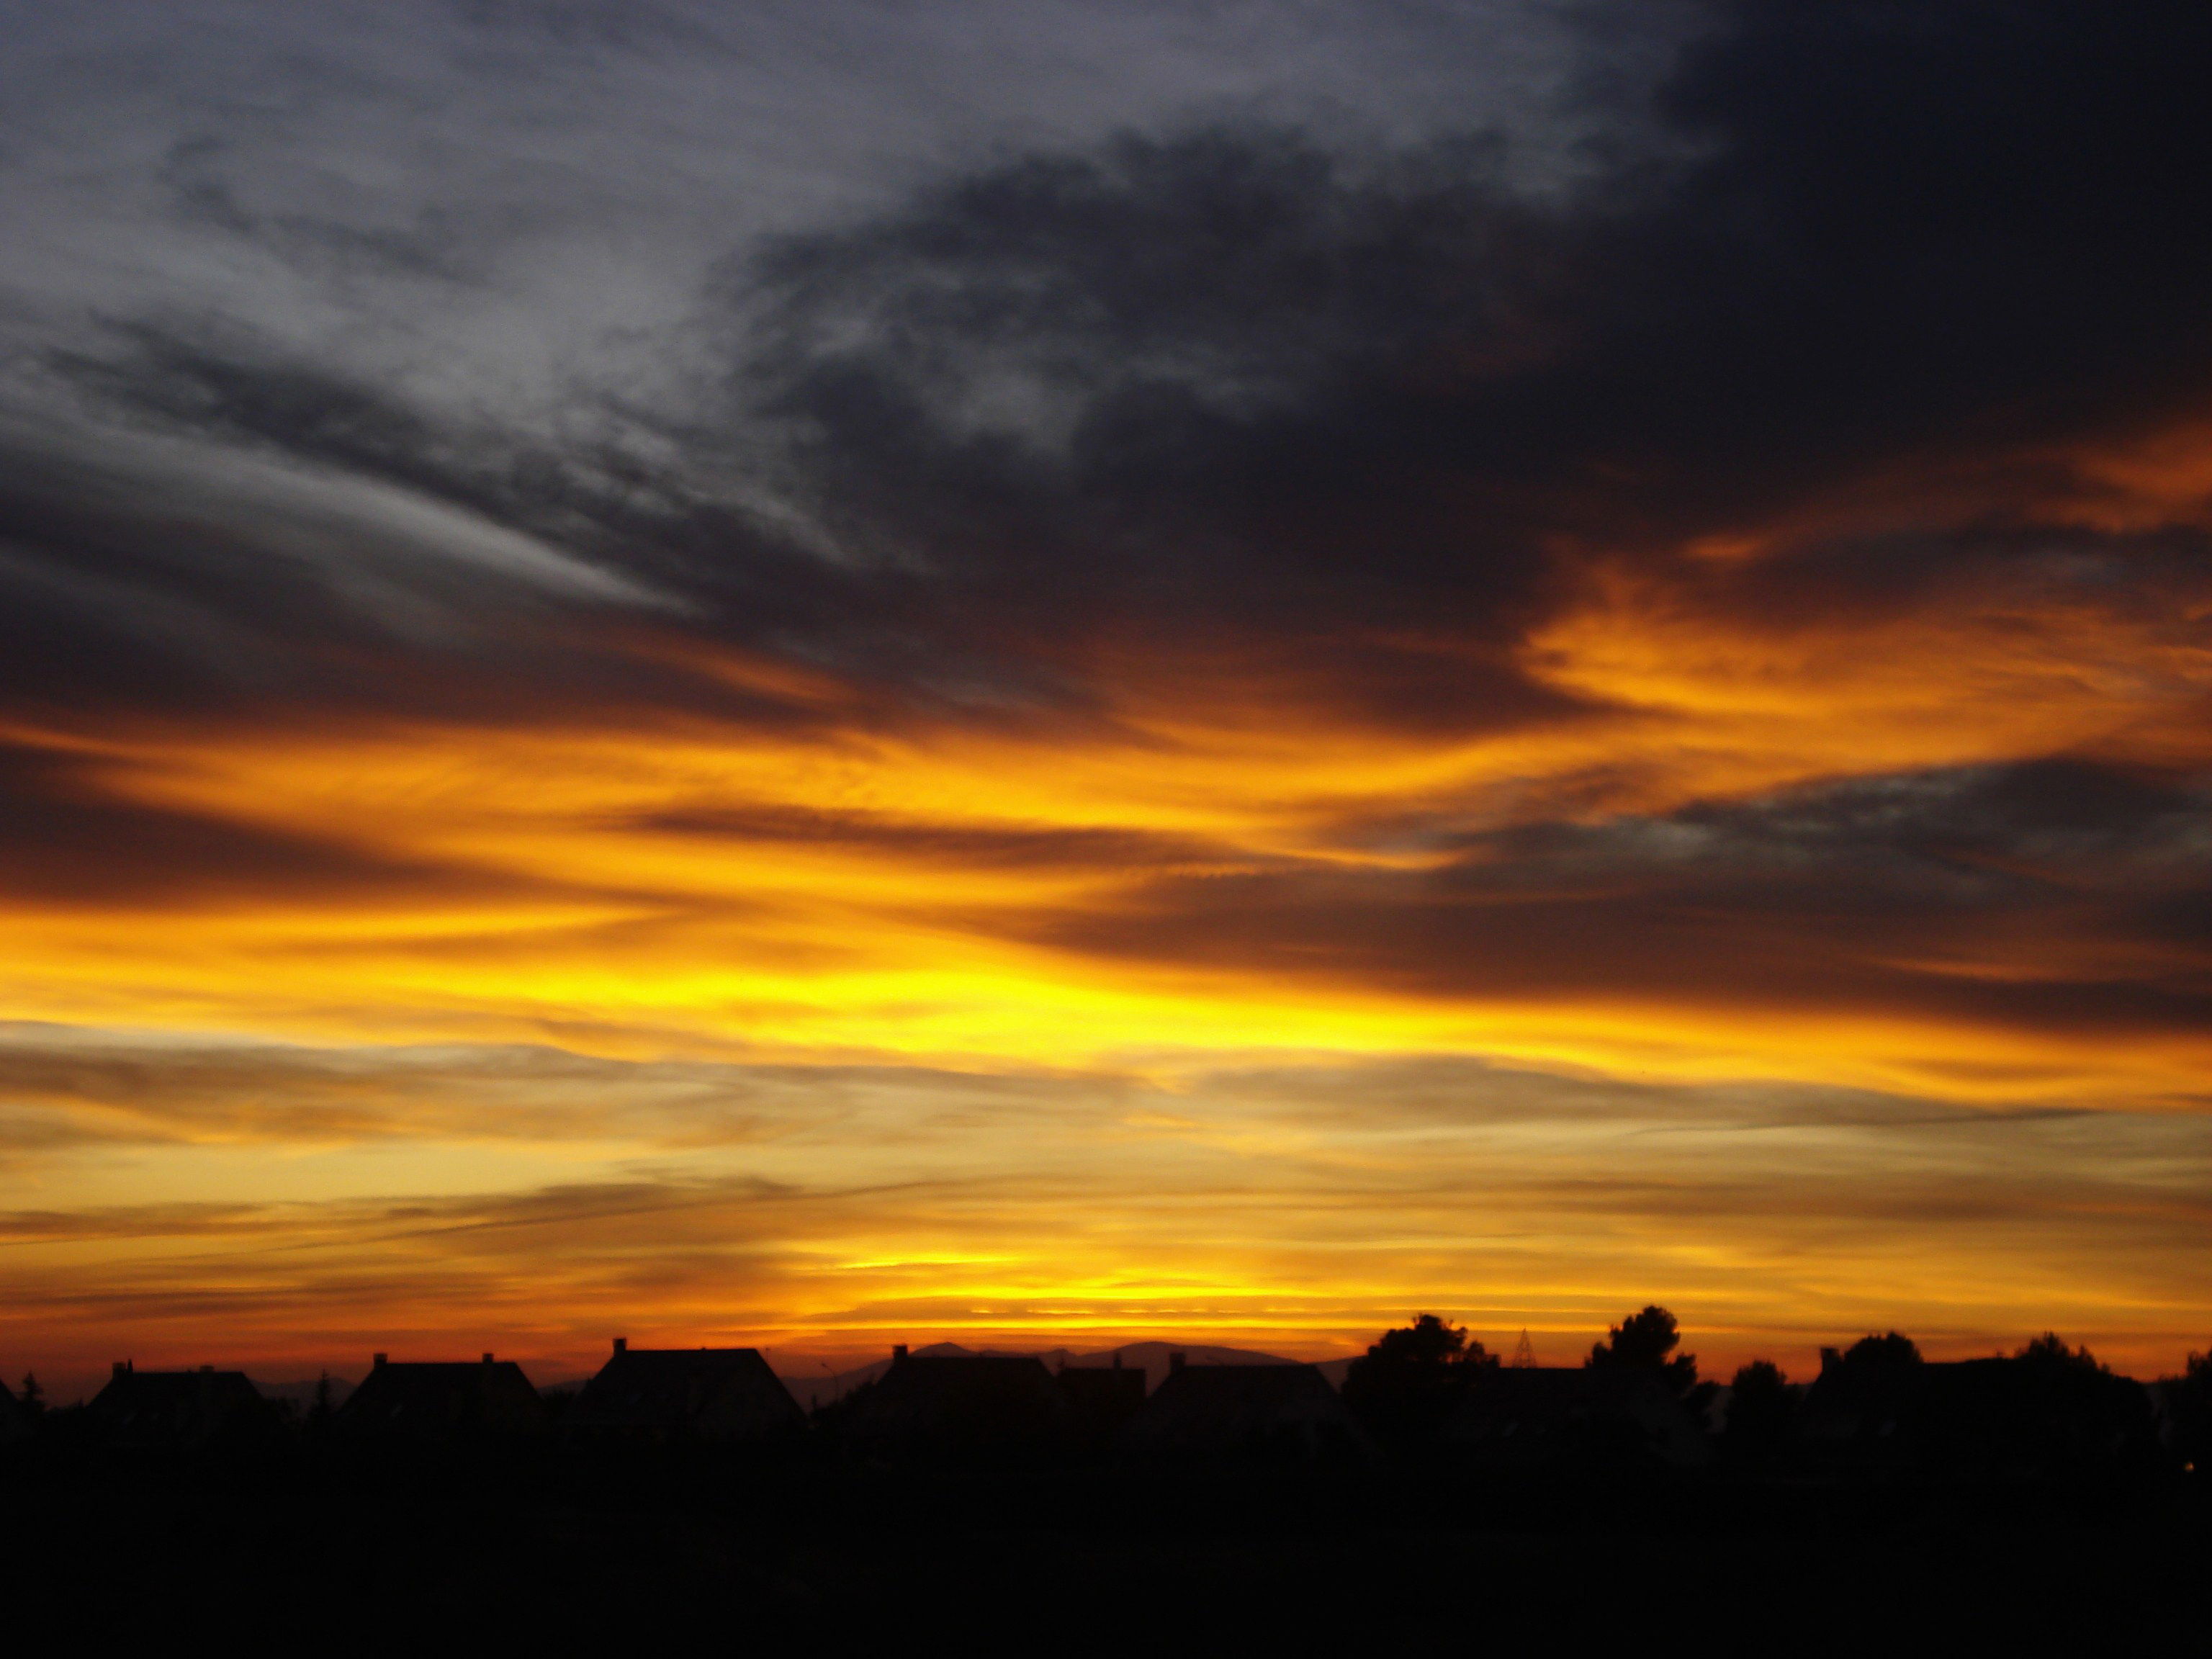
[1,1452,2203,1649]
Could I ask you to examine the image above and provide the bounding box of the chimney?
[482,1352,495,1365]
[112,1360,131,1378]
[373,1352,387,1370]
[613,1336,627,1354]
[892,1344,909,1362]
[1169,1351,1187,1373]
[200,1364,214,1374]
[1111,1352,1122,1370]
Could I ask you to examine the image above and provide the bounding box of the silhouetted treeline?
[1343,1308,2208,1486]
[8,1313,2211,1491]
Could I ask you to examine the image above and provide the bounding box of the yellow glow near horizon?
[4,553,2211,1388]
[4,563,2208,1098]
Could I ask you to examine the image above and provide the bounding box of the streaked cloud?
[1,0,2210,1385]
[6,1042,2208,1397]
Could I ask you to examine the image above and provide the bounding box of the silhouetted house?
[1446,1367,1711,1472]
[1055,1357,1148,1450]
[335,1352,547,1441]
[1799,1341,2159,1479]
[84,1362,282,1451]
[1910,1357,2159,1479]
[833,1347,1069,1465]
[1117,1359,1375,1465]
[567,1338,804,1444]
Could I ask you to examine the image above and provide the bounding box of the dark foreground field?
[2,1454,2204,1649]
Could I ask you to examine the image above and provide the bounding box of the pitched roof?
[835,1352,1069,1459]
[85,1364,279,1449]
[1447,1365,1711,1468]
[335,1356,547,1437]
[853,1353,1064,1412]
[1805,1354,2160,1477]
[1118,1363,1373,1461]
[568,1344,804,1440]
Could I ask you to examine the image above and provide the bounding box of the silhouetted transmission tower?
[1510,1329,1537,1368]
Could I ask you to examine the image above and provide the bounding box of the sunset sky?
[4,0,2211,1397]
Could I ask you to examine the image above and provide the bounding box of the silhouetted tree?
[1343,1314,1496,1457]
[1820,1331,1923,1390]
[2015,1331,2102,1372]
[1364,1313,1482,1370]
[18,1372,41,1416]
[1799,1333,1925,1471]
[1723,1359,1794,1468]
[1587,1305,1699,1398]
[1863,1331,1919,1363]
[307,1371,334,1436]
[1911,1331,2156,1478]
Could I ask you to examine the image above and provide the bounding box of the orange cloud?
[8,415,2212,1390]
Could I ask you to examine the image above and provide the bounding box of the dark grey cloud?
[729,0,2212,691]
[153,137,494,287]
[1,1,1599,726]
[0,738,534,906]
[732,127,1585,726]
[11,1,2206,731]
[1013,757,2212,1061]
[0,395,709,726]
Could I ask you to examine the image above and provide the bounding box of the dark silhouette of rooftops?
[832,1346,1069,1465]
[1118,1359,1375,1465]
[0,1375,30,1444]
[84,1360,281,1451]
[1056,1354,1148,1445]
[1801,1333,2159,1478]
[335,1352,547,1440]
[567,1337,804,1443]
[1913,1351,2159,1478]
[1447,1365,1712,1471]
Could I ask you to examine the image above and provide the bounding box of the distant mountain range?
[780,1341,1354,1412]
